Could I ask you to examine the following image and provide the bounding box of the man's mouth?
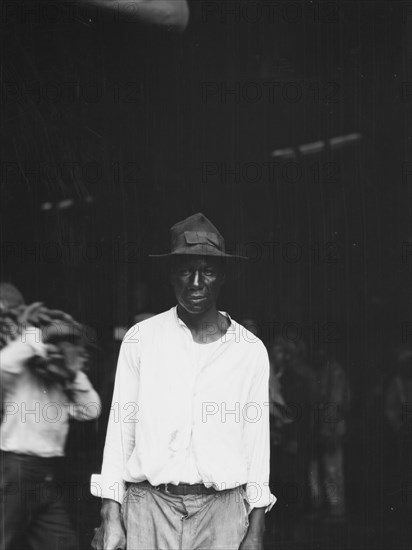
[188,295,206,302]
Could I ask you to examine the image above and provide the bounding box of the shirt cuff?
[246,482,276,513]
[90,473,126,504]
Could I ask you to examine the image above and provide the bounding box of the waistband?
[132,480,246,496]
[0,451,62,465]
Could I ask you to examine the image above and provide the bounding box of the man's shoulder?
[228,318,268,358]
[230,318,265,345]
[123,308,174,341]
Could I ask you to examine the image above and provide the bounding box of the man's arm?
[92,499,126,550]
[0,329,46,390]
[66,370,101,420]
[242,345,276,548]
[85,0,190,31]
[96,331,139,502]
[91,327,141,548]
[239,508,265,550]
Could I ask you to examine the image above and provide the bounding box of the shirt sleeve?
[66,371,101,421]
[0,328,46,391]
[93,327,140,503]
[244,344,276,512]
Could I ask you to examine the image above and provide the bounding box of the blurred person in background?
[0,283,101,550]
[309,349,351,523]
[267,336,316,541]
[268,347,289,447]
[385,345,412,517]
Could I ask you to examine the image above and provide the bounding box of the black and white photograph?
[1,1,411,549]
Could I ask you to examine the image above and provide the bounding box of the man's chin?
[178,301,211,316]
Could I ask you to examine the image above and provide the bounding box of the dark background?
[1,1,411,548]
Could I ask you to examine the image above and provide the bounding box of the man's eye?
[203,269,215,276]
[179,270,191,277]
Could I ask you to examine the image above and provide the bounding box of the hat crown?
[171,212,220,236]
[170,213,225,254]
[149,212,247,260]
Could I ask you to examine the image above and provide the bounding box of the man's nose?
[191,270,202,287]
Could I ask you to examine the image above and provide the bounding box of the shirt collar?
[172,306,234,342]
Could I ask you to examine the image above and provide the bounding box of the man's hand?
[92,499,126,550]
[58,341,87,375]
[92,521,126,550]
[239,507,265,550]
[239,533,264,550]
[44,343,64,364]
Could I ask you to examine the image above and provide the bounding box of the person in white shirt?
[0,316,101,550]
[92,213,275,550]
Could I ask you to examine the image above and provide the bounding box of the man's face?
[170,255,226,315]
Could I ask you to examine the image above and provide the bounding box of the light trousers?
[122,482,250,550]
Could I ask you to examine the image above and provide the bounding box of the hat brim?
[149,251,248,260]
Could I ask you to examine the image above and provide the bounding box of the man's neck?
[177,306,228,344]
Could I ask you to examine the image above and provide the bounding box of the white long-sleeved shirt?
[93,307,275,510]
[0,329,101,457]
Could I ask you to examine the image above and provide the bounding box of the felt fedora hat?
[149,212,248,259]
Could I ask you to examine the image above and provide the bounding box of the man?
[92,213,275,550]
[0,286,101,550]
